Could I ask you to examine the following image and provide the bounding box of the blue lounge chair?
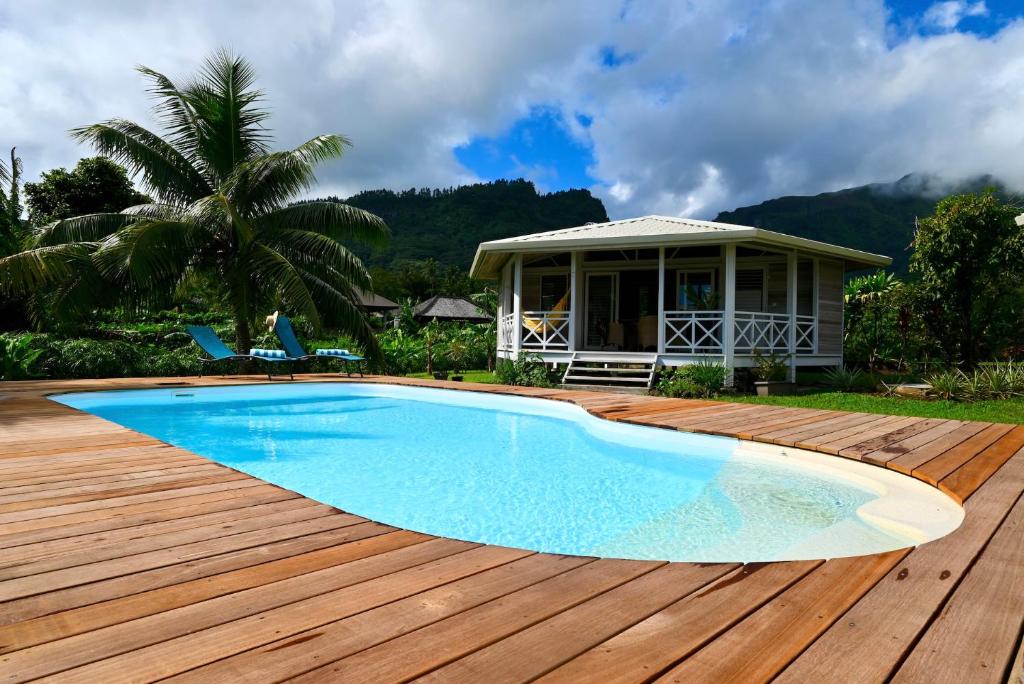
[273,315,365,377]
[186,325,296,380]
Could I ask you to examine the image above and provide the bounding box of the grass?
[731,391,1024,424]
[406,369,499,384]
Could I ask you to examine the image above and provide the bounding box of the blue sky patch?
[454,108,596,191]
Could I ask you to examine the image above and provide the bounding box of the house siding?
[817,259,844,355]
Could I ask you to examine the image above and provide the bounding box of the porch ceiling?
[470,215,891,278]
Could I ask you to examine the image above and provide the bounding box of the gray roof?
[470,214,891,278]
[413,296,492,323]
[356,289,399,311]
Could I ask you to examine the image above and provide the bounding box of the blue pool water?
[53,383,961,562]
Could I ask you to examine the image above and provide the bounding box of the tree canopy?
[24,157,151,226]
[910,190,1024,366]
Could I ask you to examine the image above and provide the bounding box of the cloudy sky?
[1,0,1022,218]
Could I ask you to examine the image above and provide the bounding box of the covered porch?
[474,216,890,383]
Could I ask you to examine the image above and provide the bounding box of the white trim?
[787,251,798,383]
[569,251,579,352]
[723,244,737,386]
[512,254,523,354]
[657,247,665,354]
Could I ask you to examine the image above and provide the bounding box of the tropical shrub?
[495,353,552,388]
[0,333,42,380]
[657,361,727,398]
[823,366,874,392]
[927,362,1024,401]
[926,369,963,400]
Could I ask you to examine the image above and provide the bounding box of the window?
[735,268,765,312]
[677,270,715,310]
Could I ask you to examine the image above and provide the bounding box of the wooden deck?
[1,374,1022,683]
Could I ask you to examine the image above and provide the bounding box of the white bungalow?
[469,215,891,387]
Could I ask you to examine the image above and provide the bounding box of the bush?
[0,333,42,380]
[928,362,1024,401]
[657,361,727,398]
[495,353,552,387]
[751,349,789,382]
[823,366,875,392]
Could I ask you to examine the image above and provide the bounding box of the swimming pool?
[53,383,964,562]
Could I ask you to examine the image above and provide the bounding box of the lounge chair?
[185,325,295,380]
[272,315,365,377]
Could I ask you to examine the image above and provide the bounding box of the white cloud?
[0,0,1022,224]
[922,1,987,31]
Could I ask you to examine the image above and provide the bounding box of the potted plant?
[751,349,795,395]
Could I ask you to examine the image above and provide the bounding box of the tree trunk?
[230,278,253,374]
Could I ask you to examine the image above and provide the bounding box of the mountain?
[334,179,609,271]
[713,174,1006,273]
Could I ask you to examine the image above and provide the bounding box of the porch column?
[787,251,798,383]
[512,253,523,354]
[657,247,666,354]
[723,243,736,386]
[569,251,579,352]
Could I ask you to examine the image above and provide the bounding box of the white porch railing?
[664,310,724,354]
[498,313,516,351]
[795,314,816,353]
[520,310,571,351]
[663,311,817,355]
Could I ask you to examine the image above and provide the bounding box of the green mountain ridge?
[319,173,1007,277]
[334,179,608,271]
[713,174,1007,273]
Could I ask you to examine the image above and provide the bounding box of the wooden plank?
[416,561,736,683]
[913,423,1015,486]
[776,453,1024,683]
[656,549,908,683]
[0,499,333,579]
[941,429,1024,502]
[890,488,1024,684]
[536,561,821,683]
[886,422,989,475]
[291,558,662,683]
[0,513,367,602]
[858,419,966,464]
[34,545,540,683]
[0,486,298,550]
[0,521,397,627]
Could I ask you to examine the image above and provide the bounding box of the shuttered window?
[735,268,764,312]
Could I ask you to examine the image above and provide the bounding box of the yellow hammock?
[523,291,569,336]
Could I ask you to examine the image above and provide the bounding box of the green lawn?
[731,391,1024,424]
[405,370,499,384]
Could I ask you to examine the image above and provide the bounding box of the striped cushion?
[250,348,288,359]
[316,348,351,357]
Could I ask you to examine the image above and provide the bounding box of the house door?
[585,273,618,349]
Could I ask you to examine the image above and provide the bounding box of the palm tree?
[0,147,24,256]
[0,51,388,354]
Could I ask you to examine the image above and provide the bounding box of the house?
[469,215,890,387]
[413,295,493,324]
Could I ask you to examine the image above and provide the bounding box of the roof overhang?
[470,224,891,279]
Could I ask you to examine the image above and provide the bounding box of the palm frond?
[187,50,271,182]
[0,243,98,295]
[93,219,195,288]
[259,200,389,248]
[30,214,136,248]
[136,65,204,165]
[69,120,211,204]
[247,243,321,329]
[261,229,372,290]
[297,268,381,359]
[226,135,349,215]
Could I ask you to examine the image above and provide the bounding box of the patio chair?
[185,325,296,381]
[273,315,365,377]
